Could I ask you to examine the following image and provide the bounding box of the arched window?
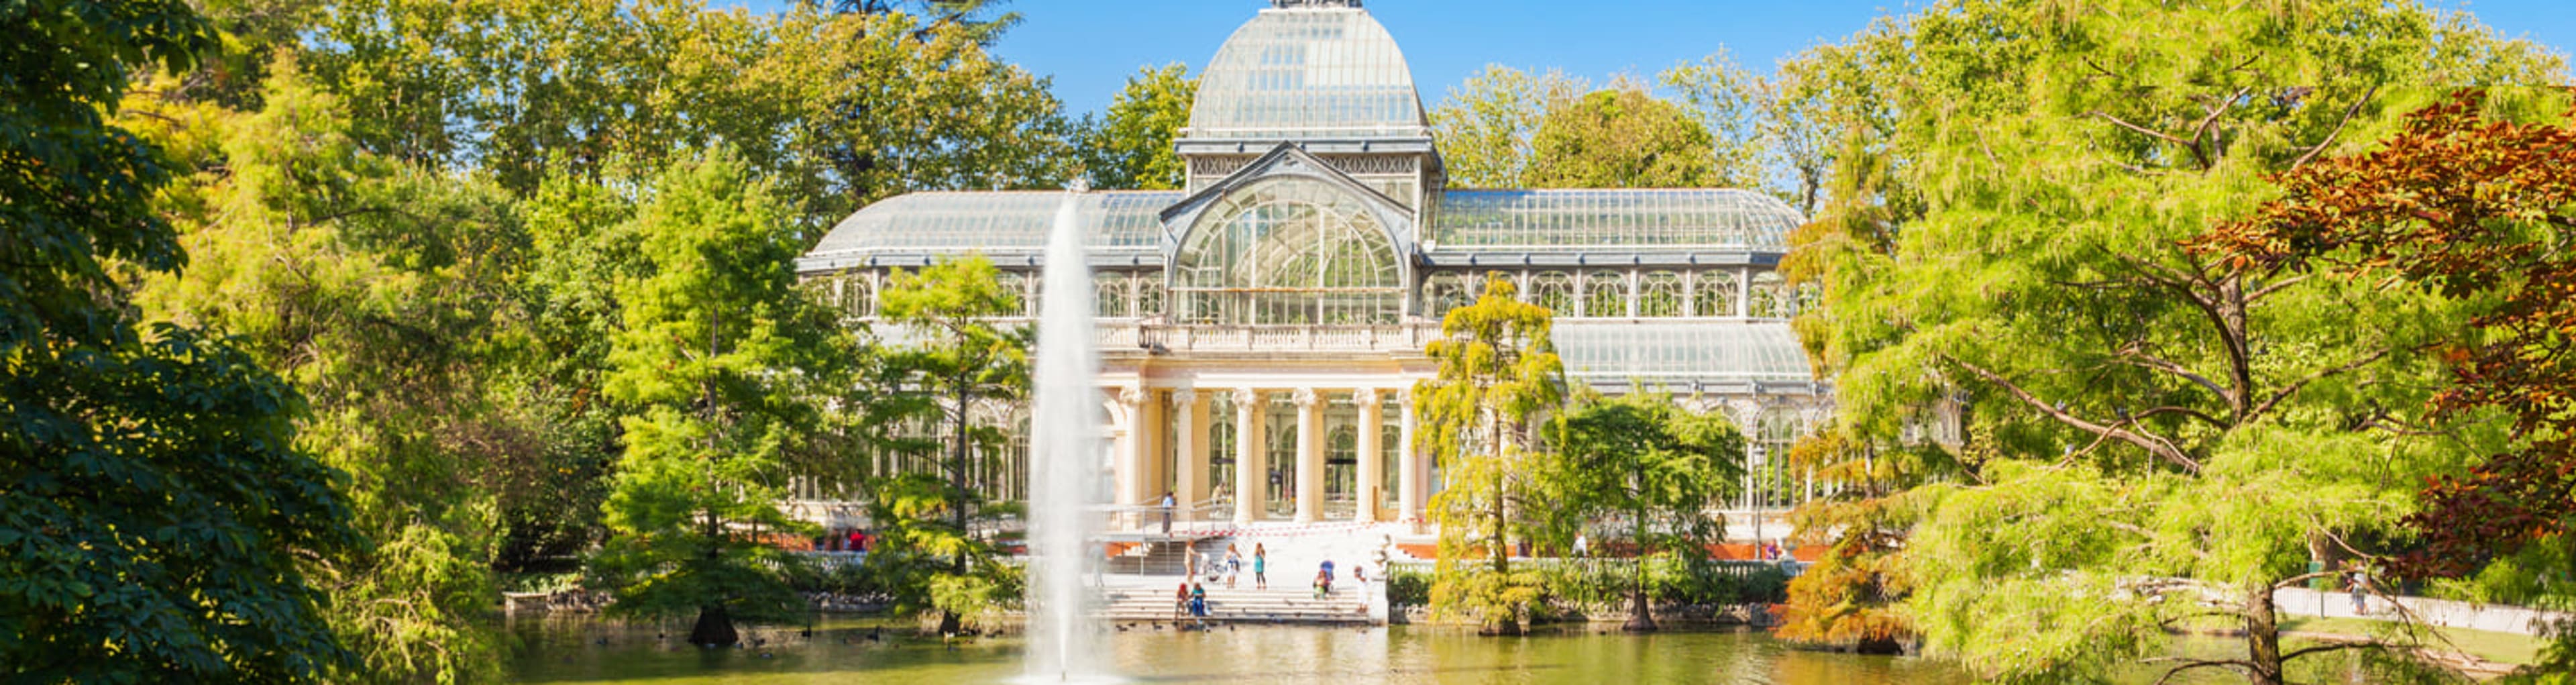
[1585,270,1629,318]
[1638,271,1683,317]
[1424,272,1472,319]
[1137,278,1166,317]
[1750,271,1788,318]
[1208,392,1236,506]
[1173,177,1403,325]
[1527,272,1575,315]
[1693,270,1738,317]
[998,271,1030,317]
[844,273,875,318]
[1095,273,1132,317]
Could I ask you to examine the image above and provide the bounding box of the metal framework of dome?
[1555,322,1814,386]
[1184,3,1428,141]
[802,191,1181,266]
[1430,189,1803,252]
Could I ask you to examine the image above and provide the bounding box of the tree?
[1426,65,1587,188]
[1417,276,1565,635]
[2198,90,2576,678]
[1790,1,2565,682]
[307,1,1072,228]
[1,1,361,680]
[1662,48,1846,214]
[872,254,1029,633]
[1656,49,1768,191]
[1076,63,1197,191]
[1552,392,1741,631]
[587,148,847,646]
[1523,87,1717,189]
[128,57,520,682]
[830,0,1022,46]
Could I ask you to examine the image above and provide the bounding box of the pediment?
[1156,142,1418,252]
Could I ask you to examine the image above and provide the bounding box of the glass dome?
[803,191,1181,260]
[1185,5,1429,141]
[1172,176,1405,325]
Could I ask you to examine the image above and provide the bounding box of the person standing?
[2349,569,2370,615]
[1161,490,1176,535]
[1573,533,1589,558]
[1253,543,1269,590]
[1224,545,1243,589]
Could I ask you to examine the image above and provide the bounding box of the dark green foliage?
[585,148,845,642]
[1,1,360,680]
[1075,63,1196,190]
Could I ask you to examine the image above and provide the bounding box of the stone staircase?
[1095,582,1373,625]
[1104,539,1195,576]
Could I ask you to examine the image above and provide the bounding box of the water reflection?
[505,617,1974,684]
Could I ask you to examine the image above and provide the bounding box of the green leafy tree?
[308,1,1071,227]
[1663,48,1845,213]
[1427,65,1587,188]
[588,147,846,646]
[1417,276,1565,635]
[1076,63,1197,191]
[1551,392,1742,631]
[832,0,1022,46]
[869,254,1029,633]
[1792,1,2565,682]
[1523,87,1717,189]
[129,58,522,682]
[2198,91,2576,681]
[1,1,361,680]
[1655,49,1768,191]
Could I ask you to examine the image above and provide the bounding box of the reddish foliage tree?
[2195,89,2576,576]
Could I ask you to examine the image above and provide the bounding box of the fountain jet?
[1022,190,1111,682]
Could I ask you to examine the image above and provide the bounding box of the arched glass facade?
[1173,177,1405,325]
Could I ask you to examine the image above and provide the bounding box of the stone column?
[1356,388,1385,523]
[1293,388,1323,524]
[1232,388,1264,525]
[1171,389,1204,522]
[1397,387,1421,526]
[1117,386,1146,530]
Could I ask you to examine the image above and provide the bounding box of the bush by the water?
[1395,558,1790,618]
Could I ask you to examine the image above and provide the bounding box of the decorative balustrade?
[1100,322,1442,354]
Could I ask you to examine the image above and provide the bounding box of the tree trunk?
[1625,502,1655,632]
[2245,583,2286,685]
[943,374,973,637]
[688,604,739,647]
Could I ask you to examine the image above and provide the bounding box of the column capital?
[1117,386,1146,407]
[1231,386,1260,406]
[1292,387,1320,408]
[1397,386,1415,406]
[1169,388,1198,406]
[1356,387,1383,406]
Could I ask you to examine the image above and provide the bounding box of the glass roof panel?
[805,191,1181,258]
[1430,189,1803,252]
[1186,7,1428,140]
[1554,321,1814,384]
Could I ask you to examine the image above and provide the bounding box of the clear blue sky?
[737,1,2575,117]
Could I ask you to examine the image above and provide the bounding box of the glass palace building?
[794,0,1830,529]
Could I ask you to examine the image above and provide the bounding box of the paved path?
[2275,586,2569,636]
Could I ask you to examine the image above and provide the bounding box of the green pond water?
[503,616,1977,684]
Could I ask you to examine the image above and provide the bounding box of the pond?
[502,616,1978,684]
